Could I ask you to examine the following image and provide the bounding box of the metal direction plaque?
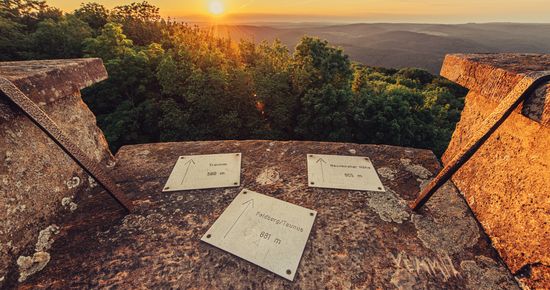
[201,189,317,281]
[307,154,385,192]
[163,153,241,192]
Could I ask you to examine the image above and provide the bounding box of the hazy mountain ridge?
[215,23,550,73]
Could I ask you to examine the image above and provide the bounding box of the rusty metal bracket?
[0,77,133,213]
[410,72,550,211]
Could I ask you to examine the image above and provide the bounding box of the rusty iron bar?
[410,72,550,211]
[0,77,134,213]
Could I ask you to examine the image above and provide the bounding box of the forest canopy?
[0,0,467,156]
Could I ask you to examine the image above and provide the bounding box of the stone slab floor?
[14,141,519,289]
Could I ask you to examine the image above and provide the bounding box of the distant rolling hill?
[208,23,550,73]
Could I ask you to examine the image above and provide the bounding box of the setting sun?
[208,0,225,16]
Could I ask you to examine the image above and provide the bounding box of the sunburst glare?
[208,0,225,16]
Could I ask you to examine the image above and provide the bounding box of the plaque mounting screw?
[164,187,170,190]
[310,212,314,216]
[234,182,238,185]
[378,187,382,190]
[206,234,211,239]
[243,191,247,194]
[310,182,315,185]
[286,269,292,275]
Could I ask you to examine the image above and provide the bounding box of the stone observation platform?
[1,55,548,289]
[19,141,517,289]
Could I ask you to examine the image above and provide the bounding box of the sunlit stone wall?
[441,53,550,289]
[0,59,113,286]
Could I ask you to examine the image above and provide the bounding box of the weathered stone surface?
[441,53,550,289]
[441,53,550,126]
[15,141,517,289]
[0,59,107,107]
[0,59,111,287]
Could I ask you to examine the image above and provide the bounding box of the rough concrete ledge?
[441,53,550,125]
[0,58,107,106]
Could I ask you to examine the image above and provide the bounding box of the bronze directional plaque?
[163,153,241,192]
[307,154,385,192]
[201,189,317,281]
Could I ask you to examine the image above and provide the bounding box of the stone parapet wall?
[0,59,112,286]
[441,53,550,289]
[440,54,550,125]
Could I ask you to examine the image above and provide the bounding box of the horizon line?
[169,19,550,25]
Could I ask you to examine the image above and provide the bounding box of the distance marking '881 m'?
[260,231,282,245]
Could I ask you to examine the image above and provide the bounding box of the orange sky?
[49,0,550,23]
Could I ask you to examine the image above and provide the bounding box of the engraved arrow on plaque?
[316,158,327,182]
[180,159,196,184]
[224,198,254,239]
